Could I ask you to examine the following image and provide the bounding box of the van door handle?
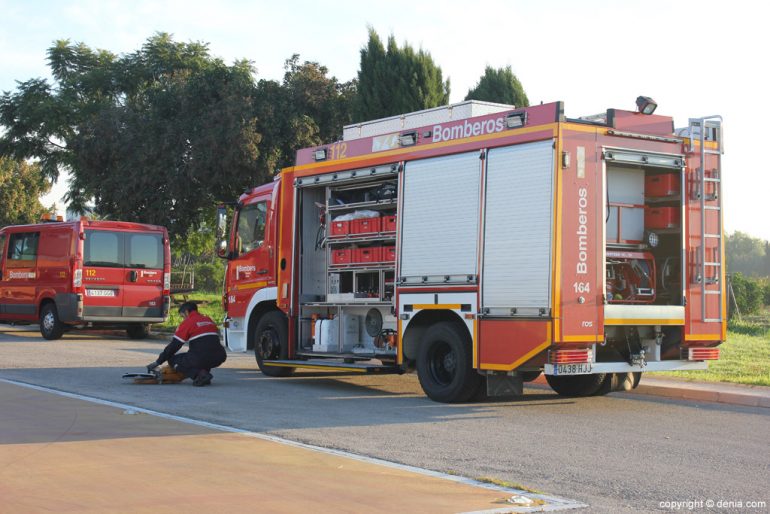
[257,269,269,275]
[129,270,138,282]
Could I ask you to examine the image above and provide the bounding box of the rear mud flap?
[486,374,524,397]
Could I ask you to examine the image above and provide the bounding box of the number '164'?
[573,282,590,293]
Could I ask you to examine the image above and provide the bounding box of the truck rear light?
[163,272,170,294]
[73,269,83,289]
[688,347,720,360]
[549,348,593,364]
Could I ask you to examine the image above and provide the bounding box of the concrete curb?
[530,375,770,409]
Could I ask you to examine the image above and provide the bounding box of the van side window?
[236,202,267,254]
[7,232,39,261]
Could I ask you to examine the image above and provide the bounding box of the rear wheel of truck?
[545,373,608,397]
[39,303,64,340]
[254,311,294,377]
[520,371,542,383]
[126,324,150,339]
[417,322,481,403]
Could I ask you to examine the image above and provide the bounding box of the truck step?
[264,359,402,374]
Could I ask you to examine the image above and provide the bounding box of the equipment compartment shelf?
[327,198,397,212]
[645,195,682,205]
[327,233,396,244]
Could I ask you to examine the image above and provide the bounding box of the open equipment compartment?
[603,149,686,362]
[296,167,399,360]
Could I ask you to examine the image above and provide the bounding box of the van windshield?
[84,230,163,269]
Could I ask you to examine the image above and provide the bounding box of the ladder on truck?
[688,115,723,323]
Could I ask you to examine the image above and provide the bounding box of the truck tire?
[126,324,150,339]
[254,311,294,377]
[39,303,64,340]
[520,371,542,383]
[545,373,608,397]
[417,322,481,403]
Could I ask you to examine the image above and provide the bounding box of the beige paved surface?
[0,381,551,514]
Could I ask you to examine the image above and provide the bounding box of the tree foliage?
[726,231,769,277]
[355,28,449,121]
[0,156,52,226]
[0,34,261,238]
[465,65,529,107]
[255,55,354,173]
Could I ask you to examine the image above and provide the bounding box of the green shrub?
[193,261,226,293]
[764,280,770,306]
[729,273,763,316]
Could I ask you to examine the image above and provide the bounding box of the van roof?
[0,219,167,233]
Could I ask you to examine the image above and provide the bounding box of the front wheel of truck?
[254,311,294,377]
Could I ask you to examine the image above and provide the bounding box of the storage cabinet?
[323,179,397,305]
[296,177,399,356]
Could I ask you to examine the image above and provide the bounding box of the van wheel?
[40,304,64,340]
[417,322,481,403]
[126,324,150,339]
[545,373,608,397]
[254,311,294,377]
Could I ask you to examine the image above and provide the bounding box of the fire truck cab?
[0,218,171,339]
[218,97,725,402]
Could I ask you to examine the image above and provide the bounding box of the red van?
[0,218,171,340]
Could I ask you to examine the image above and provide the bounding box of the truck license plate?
[87,289,116,297]
[555,363,592,375]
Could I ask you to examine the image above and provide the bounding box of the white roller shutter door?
[400,152,481,283]
[482,140,554,315]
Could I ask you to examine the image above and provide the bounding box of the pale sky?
[1,0,768,239]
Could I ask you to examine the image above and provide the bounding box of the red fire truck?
[0,217,171,340]
[216,97,725,402]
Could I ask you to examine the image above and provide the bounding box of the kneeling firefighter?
[147,302,227,386]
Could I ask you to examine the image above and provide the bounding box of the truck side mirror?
[215,205,230,259]
[216,240,229,259]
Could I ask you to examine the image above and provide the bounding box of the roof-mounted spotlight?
[313,148,327,161]
[636,96,658,115]
[505,111,527,128]
[398,131,417,146]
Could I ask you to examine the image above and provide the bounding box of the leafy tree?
[0,33,260,239]
[255,55,354,173]
[0,156,51,226]
[726,231,767,277]
[465,65,529,107]
[354,28,450,121]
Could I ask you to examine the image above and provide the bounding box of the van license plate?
[555,363,592,375]
[87,289,116,297]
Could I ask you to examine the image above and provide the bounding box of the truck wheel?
[545,373,608,397]
[126,324,150,339]
[519,371,542,383]
[254,311,294,377]
[417,322,481,403]
[39,303,64,340]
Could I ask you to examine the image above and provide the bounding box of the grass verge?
[653,322,770,387]
[154,292,224,333]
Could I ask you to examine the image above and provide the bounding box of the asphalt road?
[1,327,768,513]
